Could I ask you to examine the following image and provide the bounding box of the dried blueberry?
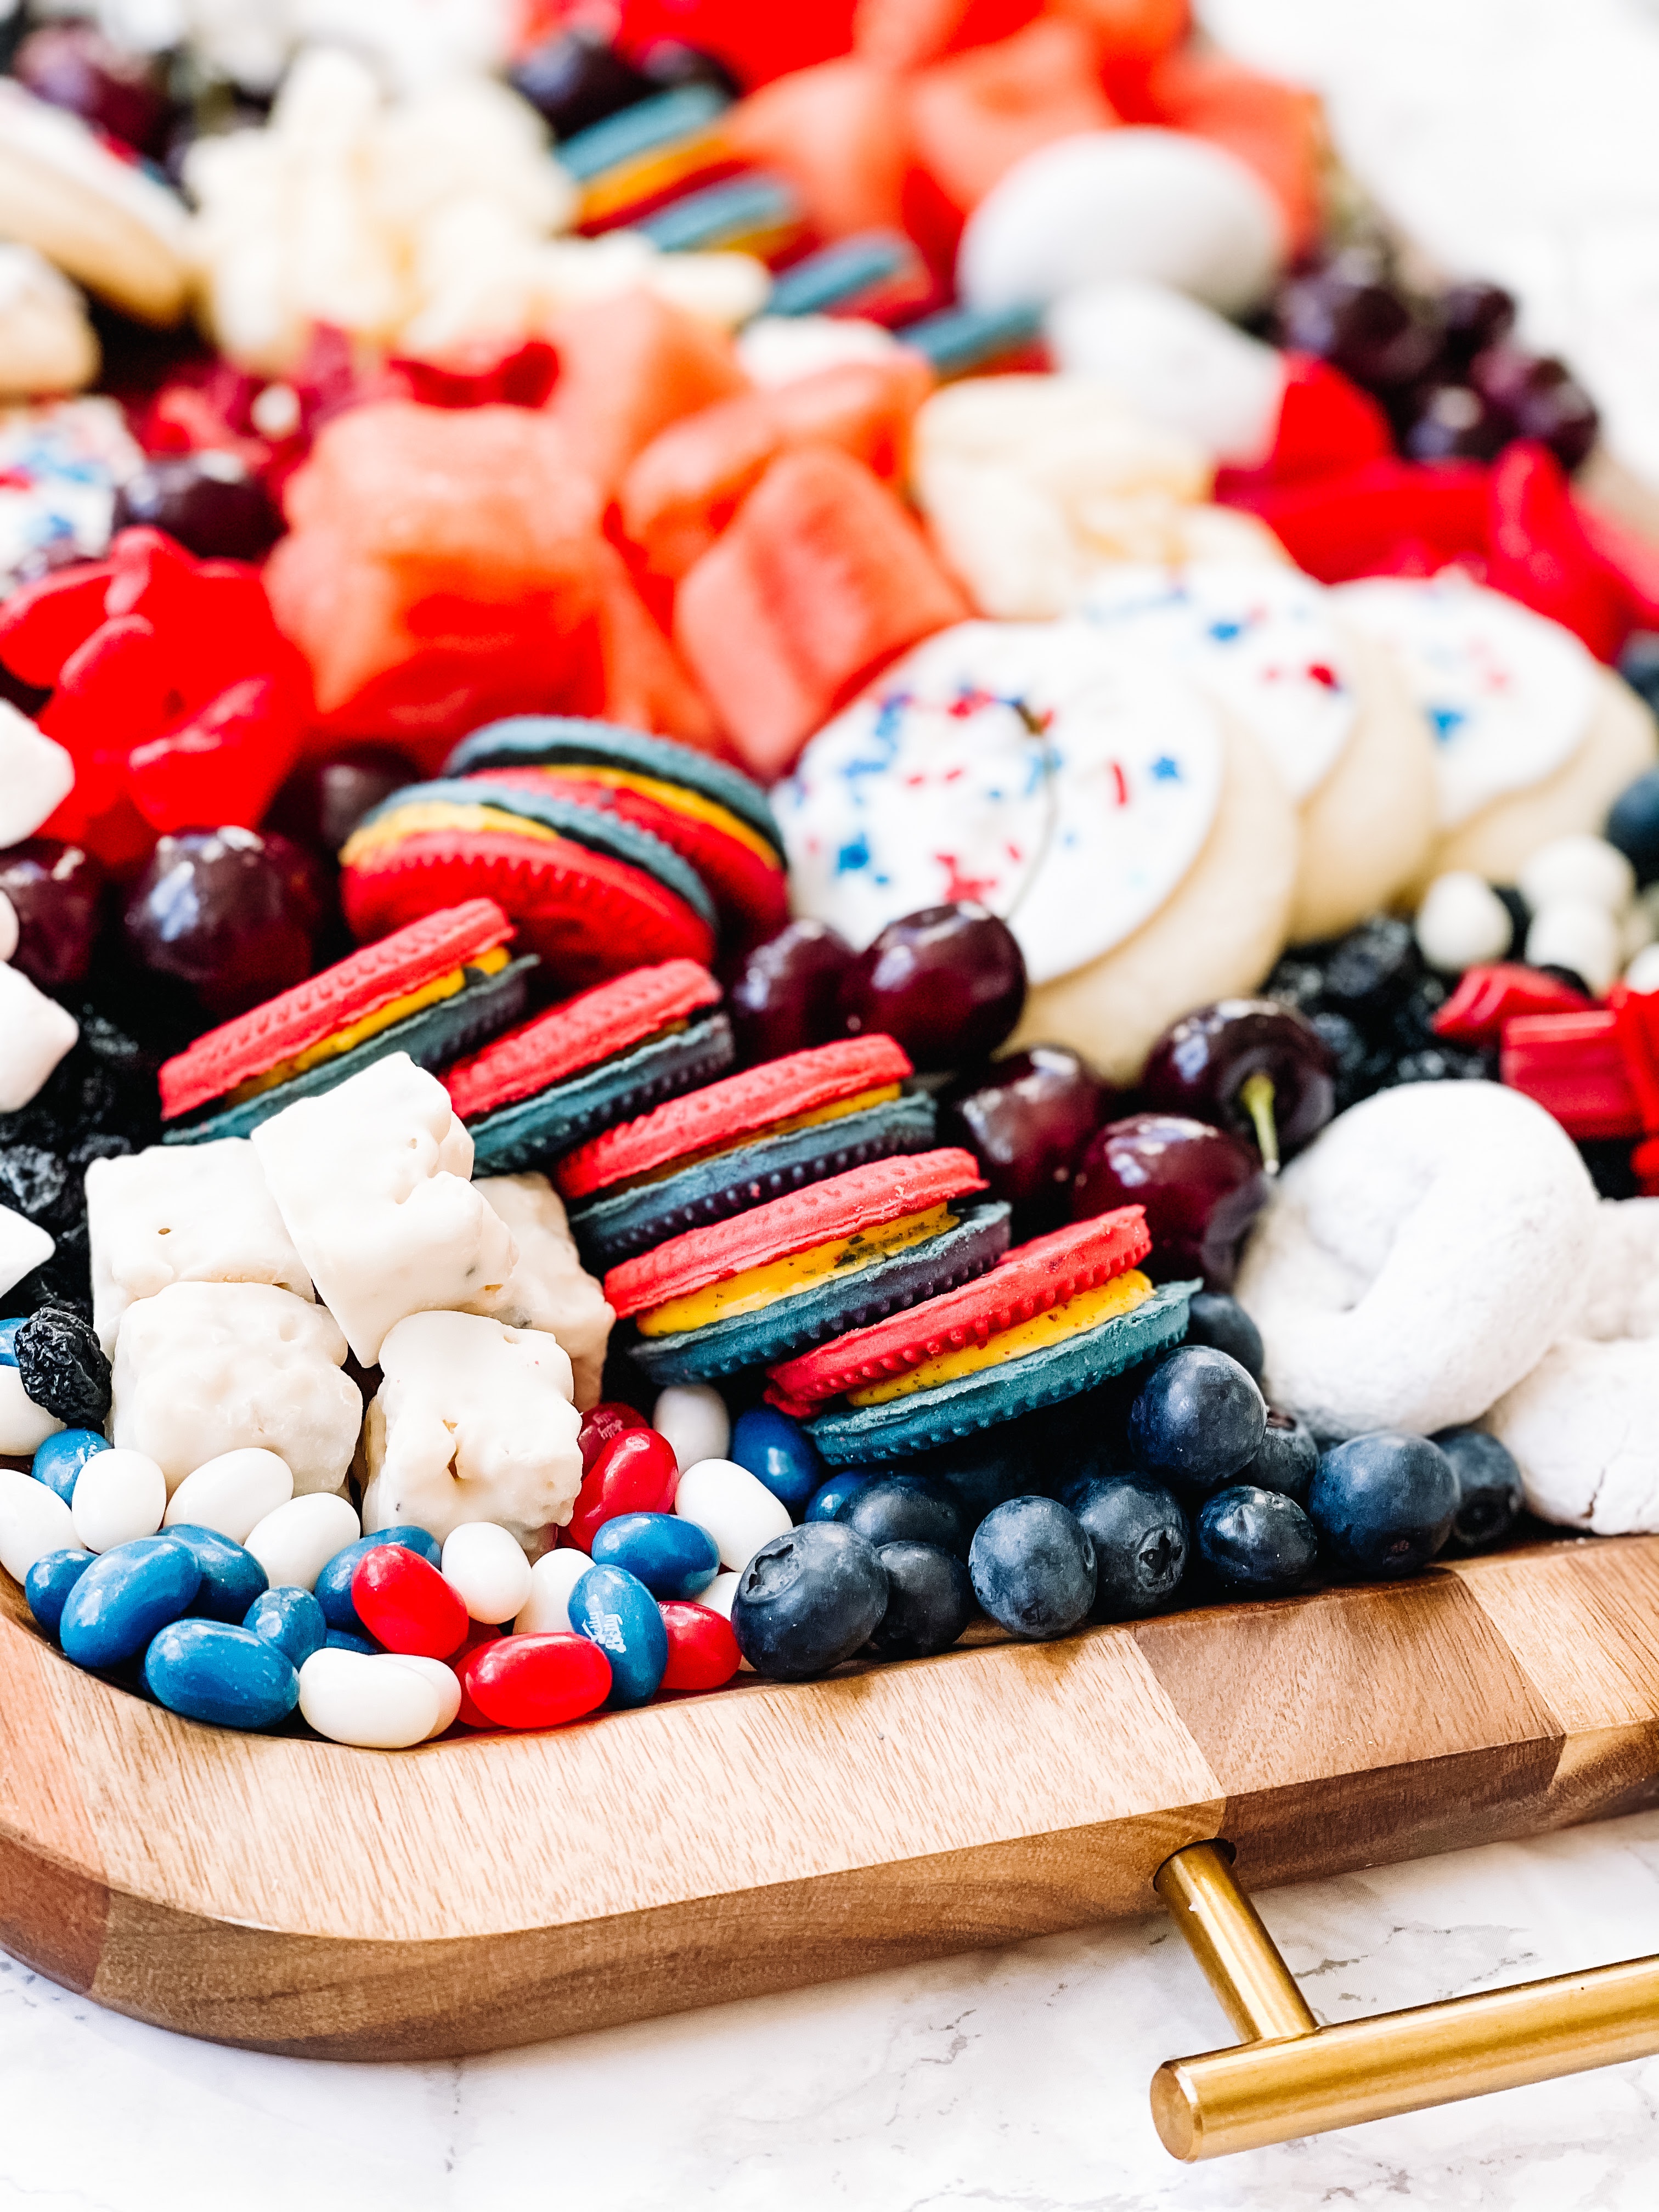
[1319,917,1421,1018]
[1381,1047,1491,1088]
[13,1302,111,1426]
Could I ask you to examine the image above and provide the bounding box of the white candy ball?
[651,1384,729,1472]
[959,129,1285,320]
[376,1654,461,1739]
[514,1547,592,1634]
[1525,900,1622,997]
[0,889,17,964]
[1415,872,1515,973]
[71,1447,166,1554]
[163,1447,293,1542]
[1626,944,1659,995]
[244,1491,360,1591]
[442,1520,533,1624]
[674,1458,792,1573]
[1518,834,1636,917]
[298,1647,439,1749]
[0,1465,75,1582]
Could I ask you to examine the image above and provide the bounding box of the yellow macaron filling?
[340,801,565,868]
[635,1202,956,1338]
[533,766,782,868]
[847,1269,1155,1406]
[224,946,511,1106]
[613,1084,903,1196]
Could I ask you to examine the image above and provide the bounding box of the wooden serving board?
[3,1532,1658,2062]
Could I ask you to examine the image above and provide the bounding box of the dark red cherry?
[838,902,1025,1072]
[265,746,419,857]
[113,453,284,563]
[1401,383,1511,463]
[13,22,174,157]
[726,917,856,1064]
[1276,255,1441,393]
[1070,1114,1268,1291]
[122,827,325,1018]
[1141,1000,1335,1173]
[0,838,105,990]
[1436,281,1516,369]
[1470,347,1599,471]
[635,40,742,96]
[940,1046,1114,1233]
[510,26,653,135]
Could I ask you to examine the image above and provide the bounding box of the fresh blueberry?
[915,1425,1040,1529]
[968,1496,1095,1640]
[1308,1433,1458,1578]
[1184,1291,1264,1383]
[24,1545,93,1635]
[1431,1426,1525,1553]
[1060,1475,1188,1620]
[867,1541,974,1659]
[243,1585,326,1667]
[839,1474,967,1558]
[1489,884,1531,953]
[731,1522,889,1680]
[731,1404,823,1515]
[804,1469,884,1523]
[1196,1485,1318,1596]
[1237,1408,1318,1505]
[1127,1347,1267,1500]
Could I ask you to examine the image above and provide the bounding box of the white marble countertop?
[7,1808,1659,2209]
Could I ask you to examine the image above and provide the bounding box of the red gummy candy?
[104,526,203,630]
[126,674,307,834]
[577,1400,650,1474]
[659,1600,741,1691]
[563,1427,679,1551]
[0,560,115,685]
[351,1544,469,1659]
[461,1631,612,1729]
[40,613,179,787]
[452,1621,504,1729]
[1486,442,1633,664]
[1262,354,1392,484]
[1434,962,1592,1048]
[615,0,859,88]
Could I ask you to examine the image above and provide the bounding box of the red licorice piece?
[659,1600,741,1691]
[564,1426,679,1551]
[462,1631,612,1729]
[1485,443,1633,665]
[1216,456,1491,584]
[1501,1009,1637,1140]
[351,1544,470,1659]
[578,1398,650,1473]
[1261,353,1393,484]
[0,560,113,684]
[1434,962,1592,1049]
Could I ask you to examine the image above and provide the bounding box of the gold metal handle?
[1150,1841,1659,2161]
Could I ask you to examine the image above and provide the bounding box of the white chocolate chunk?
[111,1280,362,1497]
[0,961,76,1112]
[466,1173,613,1412]
[251,1052,516,1365]
[0,699,72,845]
[0,1202,52,1300]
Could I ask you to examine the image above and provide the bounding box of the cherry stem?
[1240,1070,1280,1175]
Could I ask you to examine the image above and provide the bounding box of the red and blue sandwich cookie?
[605,1148,1009,1386]
[444,958,732,1176]
[766,1209,1196,1465]
[556,1035,938,1271]
[159,899,535,1142]
[445,716,789,949]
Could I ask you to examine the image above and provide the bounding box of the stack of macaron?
[337,716,790,988]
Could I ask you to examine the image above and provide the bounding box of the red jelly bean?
[578,1398,650,1473]
[564,1426,679,1551]
[453,1621,503,1728]
[351,1544,469,1658]
[462,1631,612,1729]
[659,1600,741,1691]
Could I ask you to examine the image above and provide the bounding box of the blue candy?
[324,1628,381,1655]
[144,1620,300,1730]
[244,1585,327,1667]
[166,1524,269,1622]
[31,1428,110,1504]
[59,1534,201,1671]
[591,1511,719,1599]
[569,1564,668,1707]
[731,1405,822,1515]
[805,1470,882,1523]
[314,1526,441,1631]
[25,1547,94,1635]
[0,1317,20,1366]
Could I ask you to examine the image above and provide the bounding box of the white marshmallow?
[674,1458,792,1574]
[1525,899,1622,997]
[251,1052,516,1366]
[466,1173,612,1412]
[0,1203,52,1300]
[163,1447,294,1543]
[442,1520,533,1624]
[244,1491,360,1592]
[0,699,73,846]
[1415,872,1515,973]
[1517,833,1636,916]
[0,889,16,962]
[513,1547,592,1635]
[0,962,76,1112]
[376,1653,461,1739]
[651,1384,730,1473]
[0,1465,74,1581]
[298,1646,439,1749]
[70,1447,166,1553]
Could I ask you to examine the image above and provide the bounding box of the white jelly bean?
[71,1447,166,1553]
[0,1365,60,1456]
[298,1646,439,1748]
[1518,834,1635,917]
[674,1458,791,1572]
[696,1568,753,1671]
[514,1547,592,1634]
[163,1447,293,1542]
[651,1383,729,1471]
[0,1466,75,1581]
[442,1520,532,1623]
[1628,944,1659,995]
[245,1491,360,1591]
[1414,871,1513,973]
[376,1654,461,1739]
[1525,899,1621,997]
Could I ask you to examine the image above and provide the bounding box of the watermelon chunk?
[545,288,751,498]
[856,0,1044,69]
[907,18,1119,219]
[725,60,911,241]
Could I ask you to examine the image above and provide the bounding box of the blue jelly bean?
[805,1470,883,1523]
[569,1564,668,1707]
[59,1534,201,1671]
[0,1317,20,1365]
[25,1547,94,1635]
[244,1585,327,1667]
[731,1405,823,1515]
[144,1620,300,1730]
[30,1428,110,1504]
[167,1523,269,1622]
[314,1526,441,1631]
[591,1510,719,1599]
[325,1628,381,1655]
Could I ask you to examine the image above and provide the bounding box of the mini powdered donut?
[1235,1081,1598,1442]
[1334,574,1659,889]
[775,617,1299,1085]
[1076,563,1438,941]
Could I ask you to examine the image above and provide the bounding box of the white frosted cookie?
[776,617,1299,1083]
[0,243,97,397]
[1077,563,1438,941]
[1334,574,1659,889]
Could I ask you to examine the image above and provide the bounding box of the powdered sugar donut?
[1076,563,1437,940]
[1235,1081,1597,1442]
[1334,575,1659,888]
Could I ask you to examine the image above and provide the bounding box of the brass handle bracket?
[1150,1840,1659,2160]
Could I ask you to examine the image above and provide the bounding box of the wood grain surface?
[3,1534,1657,2060]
